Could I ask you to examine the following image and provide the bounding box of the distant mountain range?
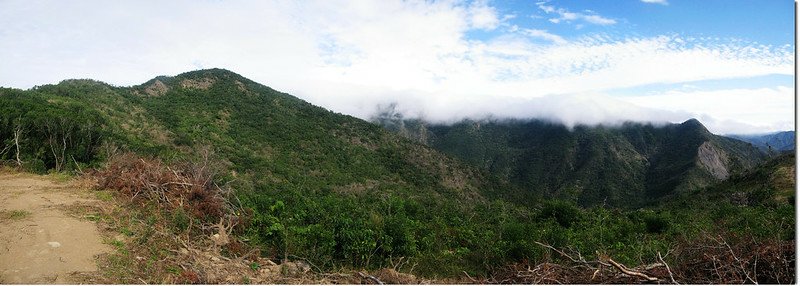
[728,131,796,152]
[376,111,770,207]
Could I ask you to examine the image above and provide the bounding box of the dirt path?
[0,172,110,284]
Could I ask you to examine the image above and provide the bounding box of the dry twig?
[357,271,384,285]
[606,258,658,282]
[658,251,678,284]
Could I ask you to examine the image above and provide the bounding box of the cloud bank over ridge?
[0,0,793,134]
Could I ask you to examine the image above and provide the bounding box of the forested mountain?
[376,114,768,207]
[669,152,795,209]
[0,69,490,197]
[0,69,793,283]
[0,69,516,275]
[729,131,796,152]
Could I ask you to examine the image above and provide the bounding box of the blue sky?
[0,0,794,134]
[508,0,794,46]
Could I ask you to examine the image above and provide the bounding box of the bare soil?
[0,172,109,284]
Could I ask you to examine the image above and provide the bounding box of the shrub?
[642,212,670,234]
[538,200,582,228]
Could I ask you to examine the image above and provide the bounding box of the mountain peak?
[176,68,244,81]
[680,118,702,127]
[678,118,711,135]
[135,68,256,97]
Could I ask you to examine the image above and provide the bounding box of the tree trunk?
[60,134,67,171]
[13,123,22,167]
[49,134,60,171]
[46,122,61,172]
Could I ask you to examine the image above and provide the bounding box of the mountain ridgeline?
[0,69,513,275]
[0,69,793,281]
[729,131,796,152]
[0,69,486,196]
[376,111,769,207]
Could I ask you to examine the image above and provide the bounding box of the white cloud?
[641,0,669,5]
[537,2,556,13]
[537,2,617,26]
[0,0,792,134]
[583,15,617,25]
[468,0,500,30]
[622,86,795,134]
[560,12,579,21]
[521,29,566,44]
[491,93,689,129]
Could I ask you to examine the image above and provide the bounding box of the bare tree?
[44,118,74,172]
[13,121,22,167]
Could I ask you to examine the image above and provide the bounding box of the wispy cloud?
[641,0,669,6]
[583,15,616,25]
[521,29,566,44]
[537,1,617,26]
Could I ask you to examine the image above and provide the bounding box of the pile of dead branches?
[92,151,239,223]
[673,234,794,284]
[89,151,286,283]
[485,241,675,284]
[486,234,794,284]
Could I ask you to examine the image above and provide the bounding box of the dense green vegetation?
[0,69,793,281]
[377,115,767,207]
[0,85,107,173]
[669,152,796,209]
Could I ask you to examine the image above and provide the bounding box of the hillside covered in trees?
[0,69,794,283]
[375,112,768,207]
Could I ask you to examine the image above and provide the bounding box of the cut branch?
[533,241,610,268]
[607,259,658,282]
[658,251,678,284]
[357,271,384,285]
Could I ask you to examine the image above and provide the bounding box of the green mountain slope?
[1,69,486,197]
[378,117,767,207]
[0,69,791,281]
[673,152,796,208]
[0,69,517,275]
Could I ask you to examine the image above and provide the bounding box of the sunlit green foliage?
[0,69,792,278]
